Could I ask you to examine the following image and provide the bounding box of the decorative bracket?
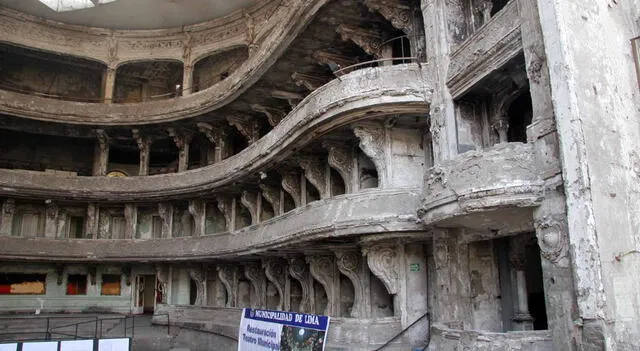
[227,115,261,144]
[251,104,285,127]
[352,123,387,187]
[280,171,302,208]
[263,259,287,311]
[336,24,384,58]
[259,184,282,216]
[323,142,354,193]
[297,156,328,199]
[240,191,259,225]
[244,263,267,308]
[362,242,400,295]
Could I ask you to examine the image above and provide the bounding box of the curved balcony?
[418,143,543,234]
[0,188,423,261]
[427,324,552,350]
[0,0,328,124]
[0,64,431,201]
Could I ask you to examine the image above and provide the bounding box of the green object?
[409,263,420,272]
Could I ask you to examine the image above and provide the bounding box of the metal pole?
[99,319,103,338]
[94,317,98,339]
[75,324,78,340]
[132,316,135,338]
[167,315,170,335]
[45,317,50,340]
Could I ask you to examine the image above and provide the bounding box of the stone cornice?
[0,0,329,125]
[0,189,424,262]
[0,64,431,201]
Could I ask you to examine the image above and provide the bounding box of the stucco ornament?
[363,242,400,295]
[217,265,238,307]
[263,259,286,310]
[335,250,366,317]
[534,216,568,263]
[307,255,336,315]
[288,257,313,313]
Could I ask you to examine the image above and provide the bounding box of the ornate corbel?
[259,184,282,216]
[215,196,234,232]
[307,255,337,316]
[280,171,302,208]
[251,104,285,127]
[197,122,231,161]
[534,216,569,263]
[132,128,152,175]
[271,90,304,109]
[244,263,267,308]
[352,123,387,187]
[312,51,357,72]
[227,115,261,144]
[322,142,354,193]
[336,24,384,58]
[263,259,287,311]
[188,200,206,236]
[240,191,259,225]
[189,267,206,306]
[291,72,329,92]
[363,0,414,35]
[297,156,328,199]
[362,242,401,295]
[217,265,239,307]
[157,203,173,238]
[167,128,192,172]
[288,257,313,313]
[334,250,367,318]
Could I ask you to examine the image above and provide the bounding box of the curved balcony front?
[418,143,543,234]
[0,0,328,124]
[0,188,423,262]
[0,64,431,201]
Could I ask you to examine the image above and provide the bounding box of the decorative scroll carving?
[323,142,354,193]
[168,128,192,172]
[197,122,231,161]
[189,267,206,306]
[228,115,261,144]
[217,265,239,308]
[215,196,234,232]
[312,51,357,71]
[297,156,328,199]
[155,264,169,304]
[259,184,282,216]
[291,72,329,91]
[280,171,302,207]
[336,24,384,58]
[288,257,313,313]
[363,242,400,295]
[240,191,259,225]
[534,216,568,263]
[244,11,258,53]
[157,203,173,238]
[188,200,206,237]
[307,255,337,316]
[244,263,266,308]
[263,259,287,311]
[335,250,366,318]
[271,90,304,109]
[251,104,285,127]
[124,204,137,239]
[363,0,414,35]
[353,123,387,187]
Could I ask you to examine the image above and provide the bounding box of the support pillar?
[244,264,267,309]
[334,250,370,318]
[158,203,173,238]
[124,204,137,239]
[44,200,58,239]
[102,66,116,103]
[188,199,206,237]
[182,65,193,96]
[132,129,151,176]
[0,199,15,236]
[93,130,109,176]
[168,129,191,172]
[85,203,99,239]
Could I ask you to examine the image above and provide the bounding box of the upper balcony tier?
[0,64,432,201]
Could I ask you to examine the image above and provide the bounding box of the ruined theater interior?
[0,0,638,349]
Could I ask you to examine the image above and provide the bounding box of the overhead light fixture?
[38,0,118,12]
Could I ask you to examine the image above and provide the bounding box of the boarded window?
[0,273,46,295]
[101,274,121,296]
[66,274,87,295]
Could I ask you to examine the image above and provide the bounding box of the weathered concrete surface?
[537,0,640,348]
[0,65,431,201]
[427,324,552,351]
[419,142,542,233]
[0,189,424,261]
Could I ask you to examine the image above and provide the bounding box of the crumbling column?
[85,203,99,239]
[0,199,15,236]
[92,130,109,176]
[102,66,116,103]
[124,204,138,239]
[44,200,58,239]
[158,203,173,238]
[132,129,152,176]
[168,129,191,172]
[508,235,534,330]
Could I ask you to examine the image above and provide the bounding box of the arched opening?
[506,91,533,143]
[329,167,346,196]
[340,274,355,317]
[358,153,379,189]
[289,279,303,312]
[391,34,412,65]
[149,138,179,175]
[370,272,394,317]
[0,42,105,102]
[229,128,249,156]
[114,60,183,103]
[188,133,213,169]
[260,194,275,222]
[306,179,321,203]
[266,282,280,310]
[192,46,249,93]
[314,281,328,315]
[205,202,227,234]
[235,196,252,229]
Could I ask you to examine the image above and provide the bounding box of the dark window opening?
[491,0,509,16]
[149,139,179,175]
[392,36,412,64]
[68,216,85,238]
[0,273,46,295]
[306,180,320,203]
[189,279,198,305]
[101,274,121,296]
[66,274,87,295]
[507,91,533,143]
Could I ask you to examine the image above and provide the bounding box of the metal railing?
[0,313,169,342]
[373,311,430,351]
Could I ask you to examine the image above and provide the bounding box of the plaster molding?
[362,241,401,295]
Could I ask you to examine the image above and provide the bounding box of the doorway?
[135,275,157,314]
